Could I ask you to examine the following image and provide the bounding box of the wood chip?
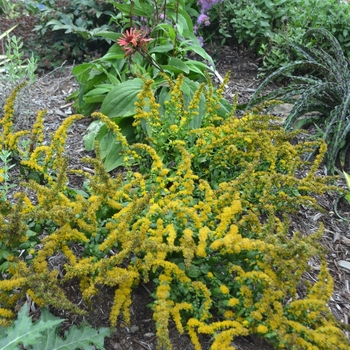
[341,236,350,246]
[337,260,350,272]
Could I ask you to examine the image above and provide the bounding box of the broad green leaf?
[154,23,176,42]
[185,59,210,75]
[111,0,153,17]
[148,43,174,54]
[101,78,144,118]
[91,31,120,41]
[33,308,110,350]
[167,57,189,74]
[84,86,113,104]
[186,265,201,278]
[83,120,104,151]
[99,119,135,171]
[0,304,63,350]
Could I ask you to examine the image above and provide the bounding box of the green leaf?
[167,57,189,74]
[148,43,174,54]
[101,78,144,118]
[186,265,201,278]
[32,308,110,350]
[84,120,103,151]
[343,170,350,191]
[0,304,63,350]
[0,304,110,350]
[84,86,113,104]
[92,31,121,41]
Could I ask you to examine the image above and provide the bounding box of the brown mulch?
[2,45,350,349]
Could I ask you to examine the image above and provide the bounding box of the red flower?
[117,27,153,57]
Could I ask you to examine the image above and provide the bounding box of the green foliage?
[248,28,350,174]
[0,80,348,349]
[72,0,218,172]
[0,0,16,17]
[71,0,215,116]
[83,74,230,172]
[25,0,114,64]
[3,33,37,83]
[208,0,350,74]
[0,150,16,201]
[0,303,110,350]
[342,170,350,205]
[0,25,17,73]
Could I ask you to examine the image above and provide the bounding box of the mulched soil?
[1,45,350,349]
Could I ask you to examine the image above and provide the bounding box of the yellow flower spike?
[27,288,45,307]
[30,109,47,146]
[187,318,203,350]
[20,145,50,173]
[132,143,163,172]
[0,277,27,291]
[1,82,27,138]
[0,308,15,320]
[5,130,30,151]
[45,114,85,168]
[170,302,192,334]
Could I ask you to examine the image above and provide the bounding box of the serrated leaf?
[0,304,63,350]
[33,309,110,350]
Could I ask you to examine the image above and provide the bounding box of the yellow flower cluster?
[0,76,348,350]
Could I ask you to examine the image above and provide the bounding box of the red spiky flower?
[117,27,153,57]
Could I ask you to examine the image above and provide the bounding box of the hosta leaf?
[84,120,104,151]
[101,78,144,118]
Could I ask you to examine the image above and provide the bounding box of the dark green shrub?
[204,0,350,75]
[25,0,115,66]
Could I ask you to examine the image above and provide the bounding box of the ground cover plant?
[0,74,349,349]
[70,0,220,171]
[0,1,350,349]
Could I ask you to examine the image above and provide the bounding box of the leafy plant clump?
[247,27,350,174]
[0,303,110,350]
[202,0,350,75]
[0,80,348,349]
[70,0,216,117]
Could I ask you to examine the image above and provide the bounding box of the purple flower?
[197,14,210,26]
[197,0,222,13]
[197,36,204,47]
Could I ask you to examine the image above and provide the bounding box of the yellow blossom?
[219,285,230,294]
[256,324,268,334]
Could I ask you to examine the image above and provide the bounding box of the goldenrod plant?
[0,80,348,349]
